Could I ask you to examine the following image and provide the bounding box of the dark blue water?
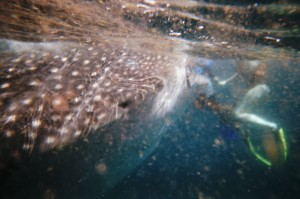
[105,61,300,199]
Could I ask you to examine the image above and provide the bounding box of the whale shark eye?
[118,100,131,108]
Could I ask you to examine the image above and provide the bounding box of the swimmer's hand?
[213,77,226,85]
[217,80,227,86]
[270,123,278,132]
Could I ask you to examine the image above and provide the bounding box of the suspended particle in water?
[95,162,108,175]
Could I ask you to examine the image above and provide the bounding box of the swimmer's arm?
[214,73,238,86]
[235,112,277,130]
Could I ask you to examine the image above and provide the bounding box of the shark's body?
[0,1,213,195]
[0,36,209,195]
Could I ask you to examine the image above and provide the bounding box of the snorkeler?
[193,59,287,167]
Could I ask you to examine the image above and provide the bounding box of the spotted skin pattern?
[0,40,170,164]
